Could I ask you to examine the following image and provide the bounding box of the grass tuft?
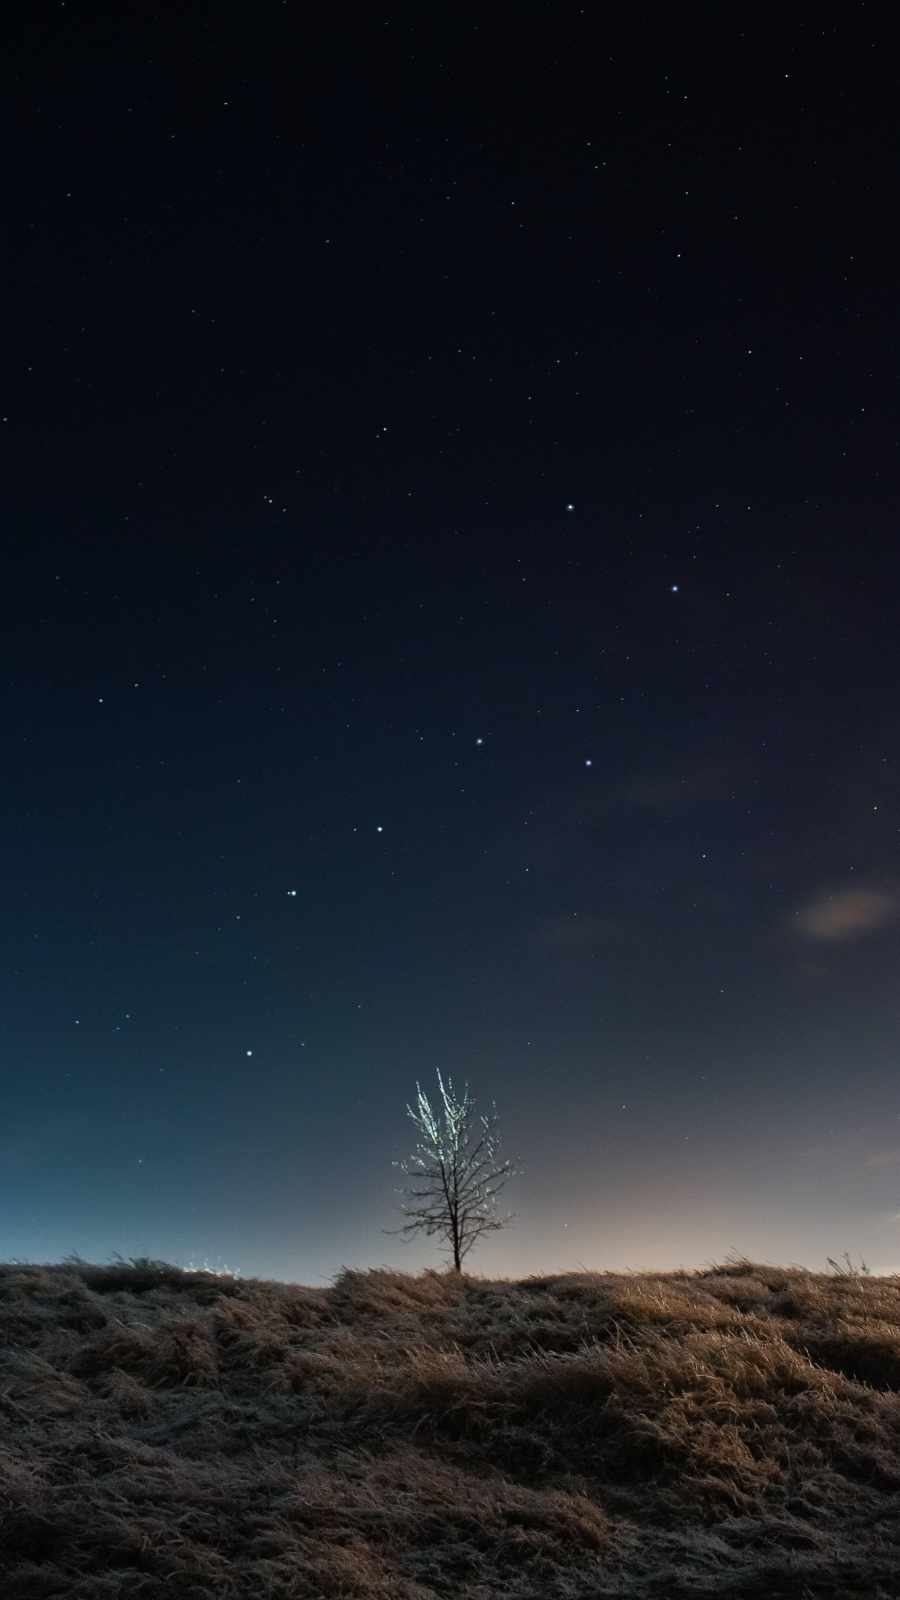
[4,1256,900,1595]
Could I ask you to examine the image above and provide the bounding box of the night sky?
[4,10,900,1281]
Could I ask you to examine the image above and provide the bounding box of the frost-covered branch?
[389,1069,519,1270]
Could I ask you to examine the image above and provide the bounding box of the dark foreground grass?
[3,1259,900,1596]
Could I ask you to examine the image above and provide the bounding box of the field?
[3,1256,900,1596]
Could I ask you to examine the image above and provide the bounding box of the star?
[245,1049,253,1057]
[671,584,679,593]
[566,502,575,512]
[376,825,384,832]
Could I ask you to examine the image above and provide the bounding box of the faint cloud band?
[792,885,898,942]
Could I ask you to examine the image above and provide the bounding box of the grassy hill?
[3,1257,900,1597]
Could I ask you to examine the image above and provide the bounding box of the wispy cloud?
[792,886,899,942]
[865,1148,900,1171]
[539,912,623,953]
[620,763,736,815]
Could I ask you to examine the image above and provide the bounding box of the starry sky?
[3,9,900,1281]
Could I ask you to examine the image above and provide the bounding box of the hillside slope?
[3,1258,900,1596]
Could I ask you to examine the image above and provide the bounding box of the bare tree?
[392,1070,518,1271]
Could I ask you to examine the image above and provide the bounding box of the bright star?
[671,584,679,593]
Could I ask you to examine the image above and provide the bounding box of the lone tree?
[393,1070,518,1271]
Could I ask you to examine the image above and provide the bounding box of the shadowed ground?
[2,1256,900,1596]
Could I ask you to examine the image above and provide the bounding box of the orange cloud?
[793,886,898,942]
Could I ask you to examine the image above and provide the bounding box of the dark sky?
[3,8,900,1280]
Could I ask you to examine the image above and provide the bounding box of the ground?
[2,1256,900,1596]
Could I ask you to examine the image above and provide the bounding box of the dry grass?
[3,1258,900,1594]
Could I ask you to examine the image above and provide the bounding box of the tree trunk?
[451,1214,462,1272]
